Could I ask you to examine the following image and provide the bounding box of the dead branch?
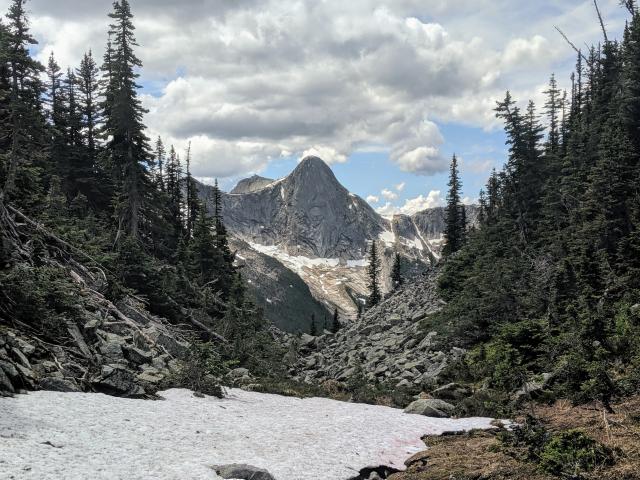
[555,26,589,63]
[594,0,609,43]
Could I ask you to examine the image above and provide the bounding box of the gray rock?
[214,464,275,480]
[11,347,31,369]
[227,368,250,379]
[432,383,472,401]
[404,398,456,418]
[123,345,153,366]
[93,365,145,397]
[0,366,14,394]
[144,326,190,358]
[39,377,81,393]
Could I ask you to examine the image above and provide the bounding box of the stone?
[396,379,411,388]
[144,326,190,358]
[214,464,275,480]
[227,368,250,379]
[98,341,125,363]
[631,304,640,316]
[11,347,31,369]
[0,366,14,394]
[93,365,145,396]
[123,345,153,366]
[39,377,81,393]
[432,383,472,401]
[513,373,553,401]
[404,398,456,418]
[137,371,165,385]
[15,338,36,356]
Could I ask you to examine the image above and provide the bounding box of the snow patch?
[0,389,496,480]
[347,258,368,268]
[378,230,396,244]
[249,242,340,275]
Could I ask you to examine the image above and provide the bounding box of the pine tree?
[104,0,152,242]
[331,307,340,333]
[210,179,235,299]
[1,0,46,201]
[164,145,183,244]
[77,51,100,153]
[185,142,199,240]
[367,240,381,307]
[442,154,465,256]
[154,136,165,191]
[310,314,317,336]
[391,251,402,289]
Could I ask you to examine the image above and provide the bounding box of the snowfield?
[0,388,495,480]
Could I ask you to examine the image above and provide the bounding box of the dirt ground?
[388,396,640,480]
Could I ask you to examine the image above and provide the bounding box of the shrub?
[539,430,615,477]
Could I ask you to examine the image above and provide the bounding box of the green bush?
[539,429,615,477]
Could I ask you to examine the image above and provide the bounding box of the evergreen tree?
[391,251,402,289]
[1,0,47,201]
[331,307,340,333]
[103,0,152,242]
[77,51,100,153]
[367,240,381,307]
[211,179,235,299]
[154,136,165,191]
[310,314,317,336]
[442,154,465,256]
[184,142,199,240]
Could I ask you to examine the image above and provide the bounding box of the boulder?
[214,464,275,480]
[93,365,145,397]
[122,345,153,366]
[404,398,456,418]
[39,377,81,393]
[0,366,14,395]
[432,383,472,401]
[144,326,190,358]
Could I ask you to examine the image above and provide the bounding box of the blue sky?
[3,0,630,214]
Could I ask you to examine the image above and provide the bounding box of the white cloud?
[462,196,477,205]
[301,147,348,165]
[3,0,629,179]
[366,195,380,204]
[381,189,398,201]
[376,190,443,216]
[395,182,406,192]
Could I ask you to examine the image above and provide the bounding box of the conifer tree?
[184,142,199,240]
[210,179,235,299]
[391,251,402,289]
[310,314,317,336]
[442,155,465,256]
[77,51,100,153]
[154,136,165,191]
[331,307,340,333]
[103,0,152,242]
[1,0,46,201]
[367,240,381,307]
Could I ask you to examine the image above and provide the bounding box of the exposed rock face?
[230,175,277,195]
[287,272,465,388]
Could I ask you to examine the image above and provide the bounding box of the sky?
[2,0,630,214]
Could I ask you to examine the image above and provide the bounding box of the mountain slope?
[198,157,474,327]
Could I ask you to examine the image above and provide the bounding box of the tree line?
[0,0,278,374]
[437,4,640,410]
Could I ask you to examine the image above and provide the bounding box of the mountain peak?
[295,155,332,173]
[230,175,275,194]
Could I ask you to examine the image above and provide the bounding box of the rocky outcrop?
[404,399,456,418]
[287,272,465,388]
[0,294,190,398]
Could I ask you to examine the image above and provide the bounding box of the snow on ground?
[0,388,495,480]
[249,242,340,275]
[378,230,396,244]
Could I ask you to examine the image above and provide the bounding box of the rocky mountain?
[198,156,475,330]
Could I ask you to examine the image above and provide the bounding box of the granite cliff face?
[198,156,474,329]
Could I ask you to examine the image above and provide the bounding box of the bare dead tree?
[594,0,609,43]
[555,26,589,63]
